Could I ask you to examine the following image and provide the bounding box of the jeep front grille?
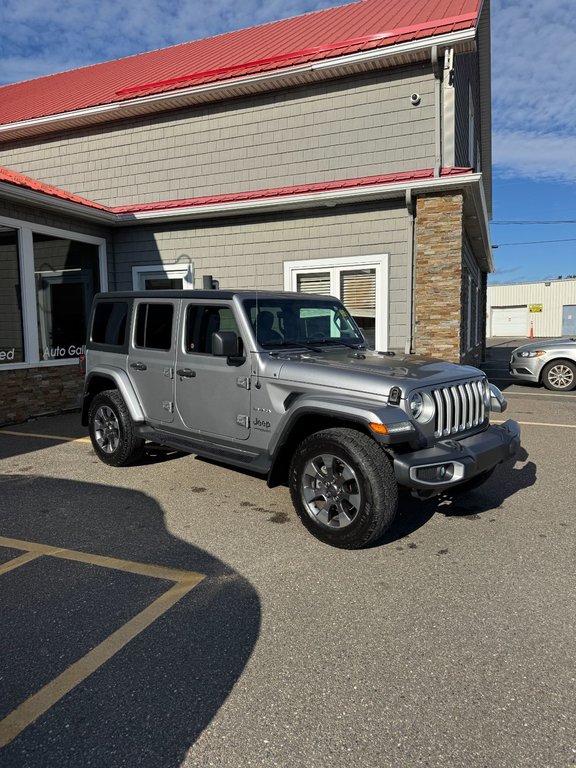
[432,379,487,438]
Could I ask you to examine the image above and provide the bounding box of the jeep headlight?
[408,391,434,423]
[409,392,424,419]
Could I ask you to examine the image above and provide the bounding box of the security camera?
[410,93,421,106]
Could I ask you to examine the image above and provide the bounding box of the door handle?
[130,362,147,371]
[176,368,196,378]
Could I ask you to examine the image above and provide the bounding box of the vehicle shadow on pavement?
[0,474,261,768]
[381,447,536,542]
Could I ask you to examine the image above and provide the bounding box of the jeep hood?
[268,349,483,397]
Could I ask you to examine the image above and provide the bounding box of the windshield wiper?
[306,339,366,350]
[261,340,323,353]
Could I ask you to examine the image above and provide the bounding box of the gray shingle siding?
[111,202,410,350]
[0,66,435,208]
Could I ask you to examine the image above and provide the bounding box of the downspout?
[405,188,415,354]
[432,45,443,177]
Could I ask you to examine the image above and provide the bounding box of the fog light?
[416,463,454,483]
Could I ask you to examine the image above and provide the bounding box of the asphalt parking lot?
[0,342,574,768]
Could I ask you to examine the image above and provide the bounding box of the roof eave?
[117,172,485,224]
[1,172,484,228]
[0,28,477,144]
[0,181,116,225]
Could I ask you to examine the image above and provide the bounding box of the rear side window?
[134,303,174,350]
[91,302,128,346]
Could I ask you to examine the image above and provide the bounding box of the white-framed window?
[132,262,194,290]
[0,216,107,369]
[284,255,388,350]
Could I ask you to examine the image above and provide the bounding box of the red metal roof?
[0,166,109,211]
[0,165,473,216]
[0,0,481,126]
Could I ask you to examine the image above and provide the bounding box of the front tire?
[88,390,145,466]
[289,428,398,549]
[542,360,576,391]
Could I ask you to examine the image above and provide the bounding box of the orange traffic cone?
[529,321,534,339]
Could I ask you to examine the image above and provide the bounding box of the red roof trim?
[112,168,473,214]
[116,13,476,97]
[0,166,474,217]
[0,167,109,211]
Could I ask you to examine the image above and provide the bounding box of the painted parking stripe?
[504,390,576,399]
[0,430,91,443]
[493,419,576,429]
[0,536,205,747]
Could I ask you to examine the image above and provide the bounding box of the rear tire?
[289,428,398,549]
[88,390,145,466]
[542,360,576,391]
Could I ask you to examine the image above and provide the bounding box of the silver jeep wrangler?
[82,290,520,549]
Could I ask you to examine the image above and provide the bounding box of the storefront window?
[33,233,100,361]
[0,226,24,365]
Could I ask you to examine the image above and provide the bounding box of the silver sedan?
[509,338,576,391]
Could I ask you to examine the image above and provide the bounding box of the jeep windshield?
[243,297,366,350]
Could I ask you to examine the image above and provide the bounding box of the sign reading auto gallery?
[42,345,86,360]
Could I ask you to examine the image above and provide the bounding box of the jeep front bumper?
[393,419,521,491]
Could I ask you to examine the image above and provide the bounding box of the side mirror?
[212,331,239,358]
[489,383,507,413]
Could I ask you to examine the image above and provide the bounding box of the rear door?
[127,299,177,423]
[174,301,251,440]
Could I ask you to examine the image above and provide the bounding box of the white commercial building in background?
[487,279,576,338]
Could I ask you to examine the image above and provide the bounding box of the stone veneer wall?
[0,366,83,425]
[413,192,465,363]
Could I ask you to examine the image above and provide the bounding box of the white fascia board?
[115,173,484,224]
[468,175,494,272]
[0,28,476,139]
[0,181,115,224]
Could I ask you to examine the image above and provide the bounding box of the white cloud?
[493,131,576,183]
[492,0,576,182]
[0,0,351,83]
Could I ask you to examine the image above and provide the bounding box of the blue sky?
[1,0,574,284]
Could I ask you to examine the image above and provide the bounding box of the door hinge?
[236,376,251,390]
[236,415,249,428]
[164,367,174,379]
[162,401,174,414]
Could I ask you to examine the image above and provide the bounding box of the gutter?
[0,173,484,227]
[431,45,443,177]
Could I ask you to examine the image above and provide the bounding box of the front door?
[175,301,251,440]
[127,299,176,423]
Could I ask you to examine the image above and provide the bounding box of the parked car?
[82,290,520,549]
[509,338,576,391]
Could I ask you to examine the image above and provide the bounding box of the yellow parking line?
[493,419,576,429]
[0,430,91,444]
[0,536,205,747]
[0,552,43,576]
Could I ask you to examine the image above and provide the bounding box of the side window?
[91,302,128,346]
[185,305,241,355]
[134,303,174,350]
